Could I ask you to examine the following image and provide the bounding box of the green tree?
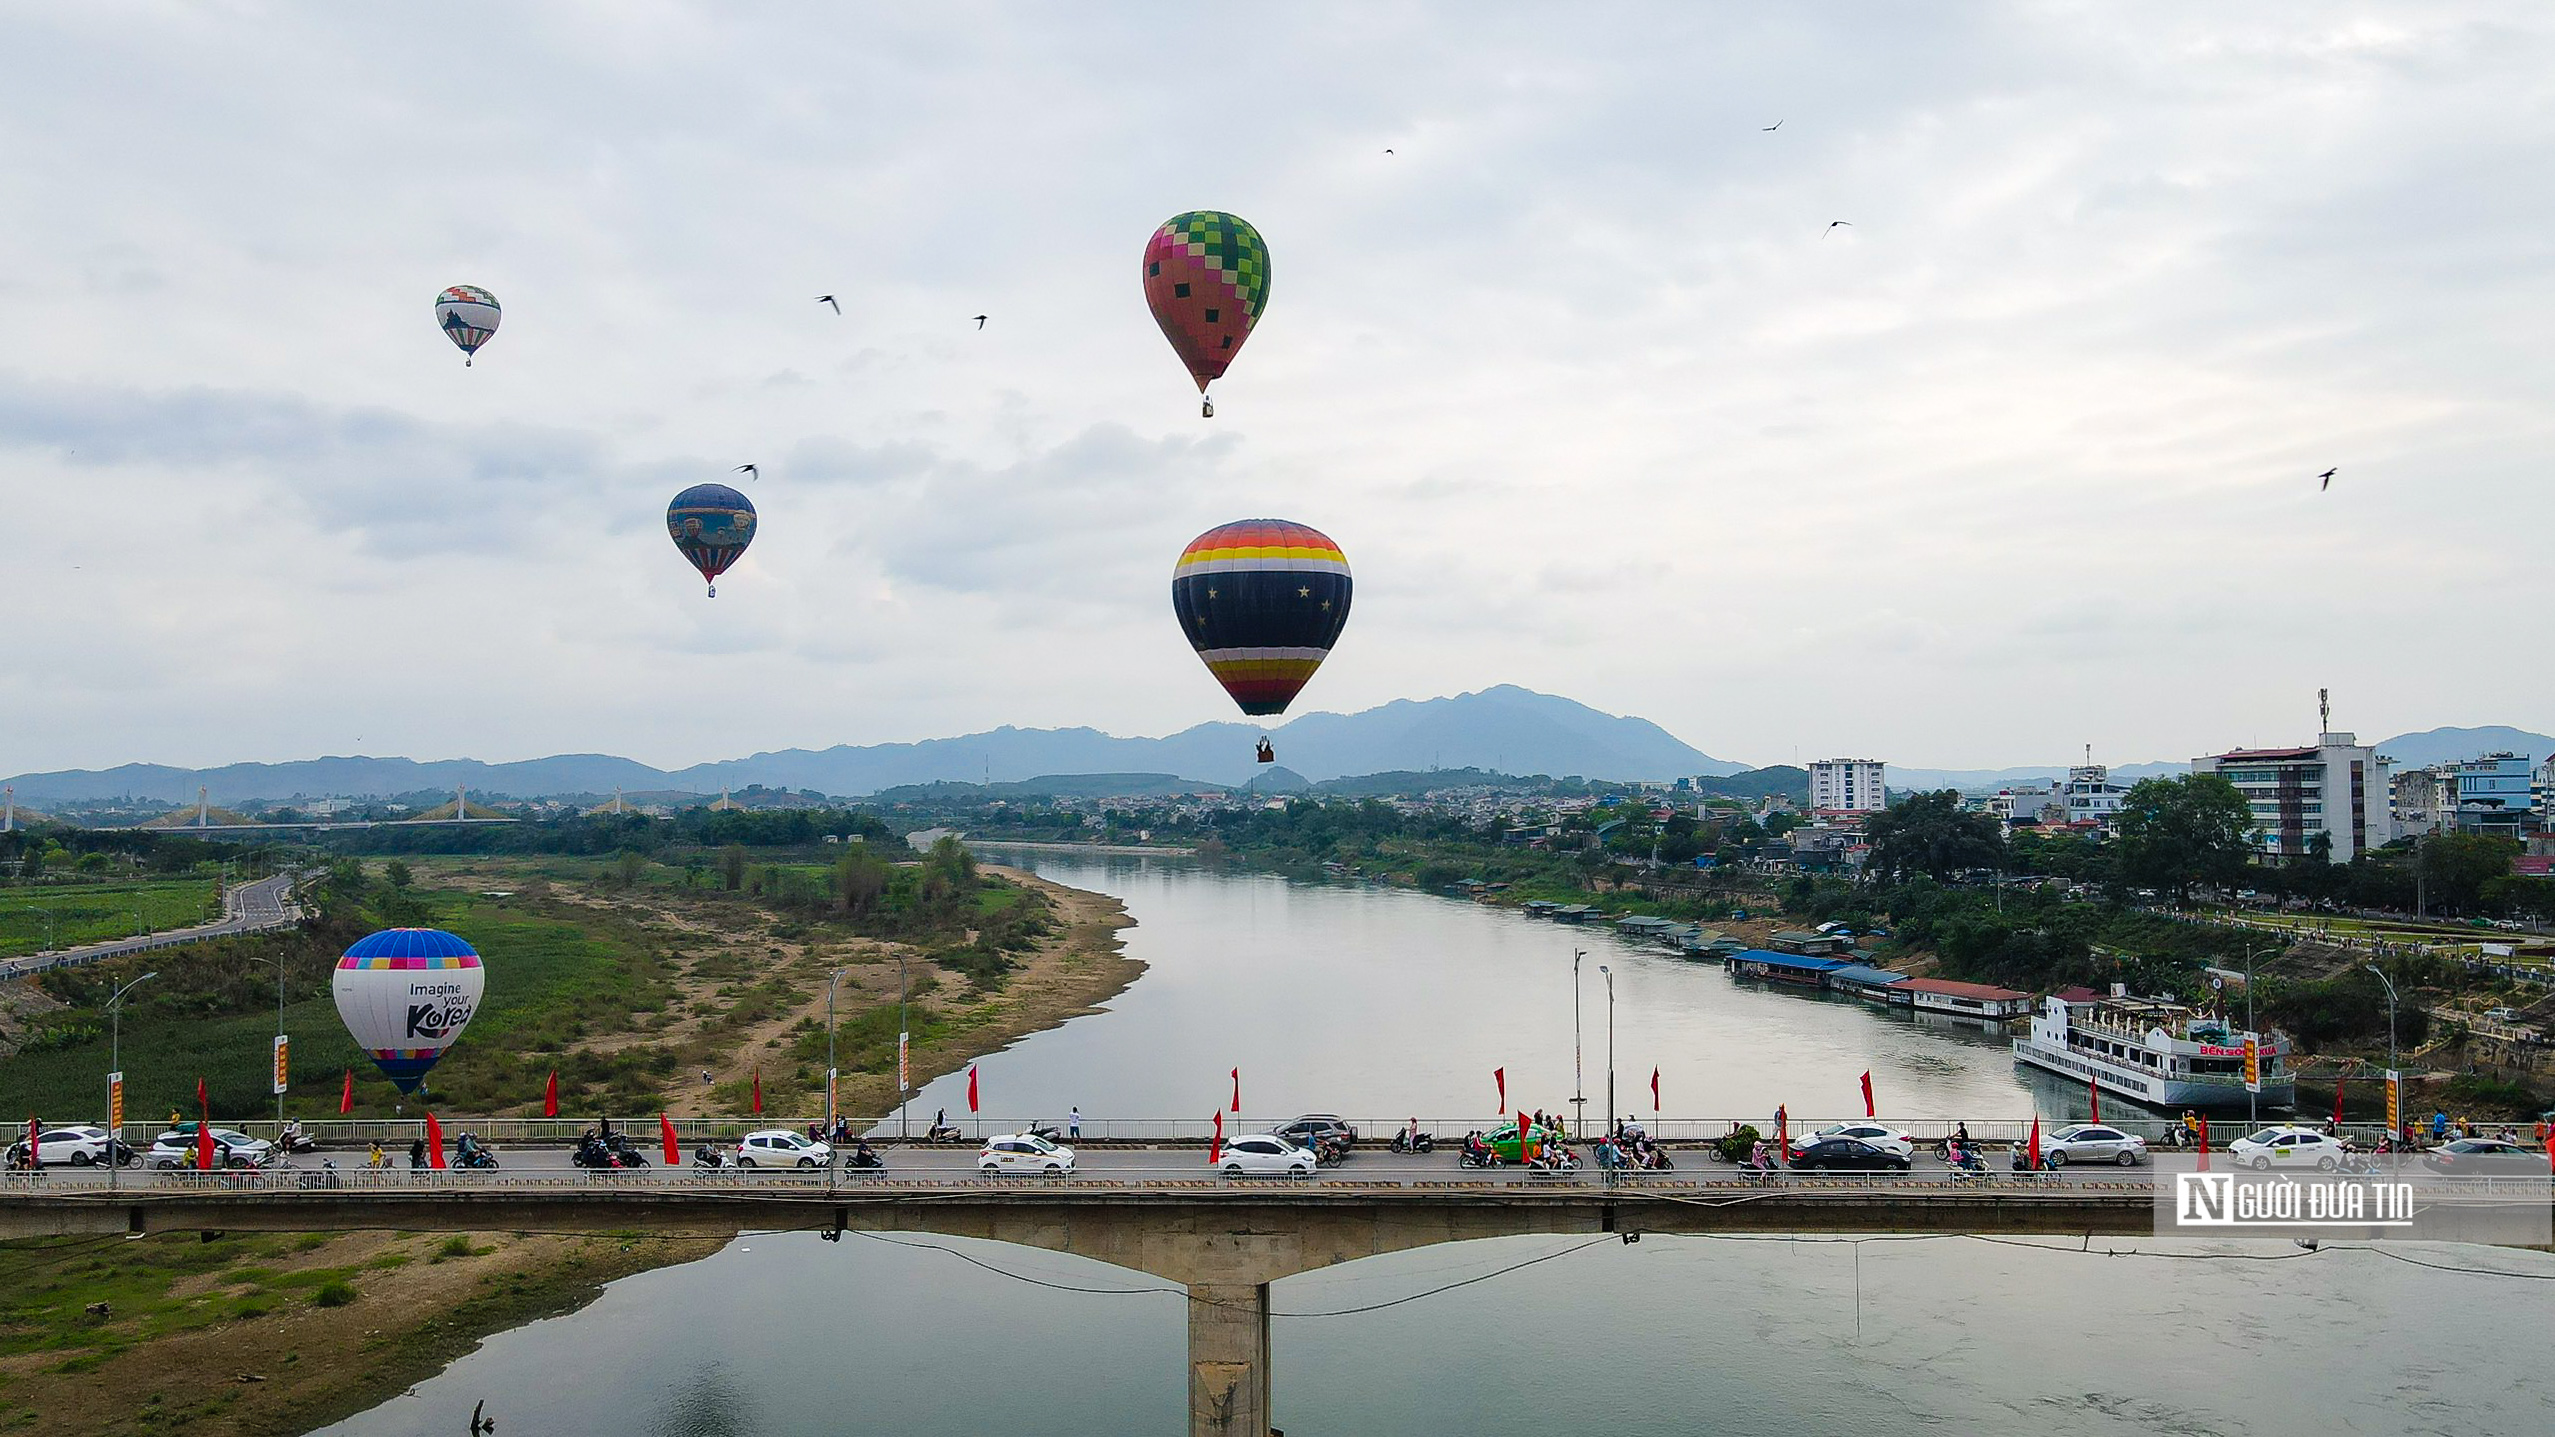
[721,843,747,892]
[834,842,891,917]
[1862,790,2007,883]
[382,860,414,890]
[2419,832,2521,914]
[2112,773,2255,905]
[612,850,647,888]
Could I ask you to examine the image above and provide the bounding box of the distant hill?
[870,773,1228,804]
[2372,726,2555,769]
[1694,766,1811,802]
[3,686,1740,804]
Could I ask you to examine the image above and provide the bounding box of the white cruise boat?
[2012,989,2293,1111]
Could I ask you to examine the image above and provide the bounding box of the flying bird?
[1383,147,1395,154]
[1825,220,1852,234]
[815,295,839,314]
[2318,467,2337,491]
[972,314,987,329]
[1762,121,1782,132]
[734,464,759,482]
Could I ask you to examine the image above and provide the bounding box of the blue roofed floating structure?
[1823,963,1911,999]
[1727,949,1848,986]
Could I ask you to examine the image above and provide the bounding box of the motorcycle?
[845,1146,885,1170]
[694,1144,729,1171]
[1457,1140,1498,1170]
[925,1122,967,1143]
[277,1126,318,1155]
[454,1136,500,1171]
[1389,1130,1436,1154]
[575,1134,650,1169]
[1025,1122,1062,1142]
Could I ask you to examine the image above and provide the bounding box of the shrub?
[311,1280,357,1308]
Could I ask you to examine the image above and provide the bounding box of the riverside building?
[2190,732,2391,864]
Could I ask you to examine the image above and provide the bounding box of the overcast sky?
[6,3,2550,775]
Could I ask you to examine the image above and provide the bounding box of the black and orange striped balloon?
[1171,520,1351,717]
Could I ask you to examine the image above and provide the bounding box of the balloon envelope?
[1172,520,1350,717]
[332,928,484,1094]
[667,483,757,592]
[434,284,501,362]
[1143,211,1269,395]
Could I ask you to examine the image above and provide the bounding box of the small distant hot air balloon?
[1143,211,1269,417]
[667,483,757,597]
[434,285,502,366]
[1172,520,1350,762]
[332,929,484,1095]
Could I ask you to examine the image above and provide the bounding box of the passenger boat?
[2012,990,2293,1111]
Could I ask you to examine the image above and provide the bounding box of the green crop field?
[0,880,220,959]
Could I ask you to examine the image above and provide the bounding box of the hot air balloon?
[1172,520,1350,762]
[1143,211,1269,417]
[434,285,502,365]
[666,483,757,597]
[332,928,484,1095]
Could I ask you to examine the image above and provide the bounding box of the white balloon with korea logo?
[331,927,485,1093]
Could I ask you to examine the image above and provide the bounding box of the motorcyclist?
[280,1118,308,1152]
[851,1138,880,1169]
[408,1138,427,1169]
[694,1141,724,1169]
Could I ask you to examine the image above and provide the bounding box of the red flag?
[658,1113,679,1166]
[2332,1062,2348,1129]
[543,1070,559,1119]
[1650,1067,1660,1114]
[966,1065,979,1114]
[194,1119,214,1171]
[751,1067,764,1117]
[2197,1115,2210,1172]
[339,1069,354,1115]
[1861,1071,1875,1119]
[1209,1109,1224,1166]
[195,1077,208,1118]
[2027,1115,2041,1171]
[25,1117,38,1168]
[2088,1075,2101,1125]
[1517,1110,1533,1164]
[425,1112,447,1169]
[1494,1067,1506,1112]
[1230,1067,1241,1114]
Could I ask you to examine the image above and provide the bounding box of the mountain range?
[1,686,1743,806]
[8,695,2544,809]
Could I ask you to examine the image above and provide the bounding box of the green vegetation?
[0,1233,366,1363]
[0,878,221,958]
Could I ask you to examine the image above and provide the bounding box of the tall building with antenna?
[2190,690,2393,863]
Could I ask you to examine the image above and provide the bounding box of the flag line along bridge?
[10,1170,2545,1437]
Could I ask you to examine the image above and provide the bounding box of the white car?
[979,1133,1076,1176]
[145,1127,276,1170]
[2227,1126,2345,1171]
[2042,1124,2148,1167]
[731,1129,830,1168]
[10,1125,122,1167]
[1789,1123,1914,1161]
[1219,1135,1317,1177]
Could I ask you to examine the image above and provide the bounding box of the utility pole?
[1571,949,1587,1139]
[824,967,848,1190]
[1601,964,1616,1139]
[897,953,911,1142]
[2364,963,2399,1077]
[105,972,157,1194]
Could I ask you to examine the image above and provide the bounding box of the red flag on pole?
[966,1065,979,1114]
[195,1077,208,1118]
[424,1112,447,1169]
[658,1113,679,1167]
[194,1119,214,1170]
[751,1067,764,1116]
[2332,1062,2348,1128]
[1494,1068,1506,1112]
[1517,1110,1533,1164]
[2027,1115,2041,1171]
[2197,1115,2211,1172]
[1861,1071,1875,1119]
[542,1070,559,1118]
[2088,1074,2101,1125]
[1209,1109,1224,1166]
[1230,1067,1241,1114]
[1650,1067,1660,1115]
[24,1118,37,1168]
[339,1069,354,1115]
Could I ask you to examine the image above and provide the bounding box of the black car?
[1788,1138,1912,1173]
[2422,1138,2546,1177]
[1276,1115,1359,1150]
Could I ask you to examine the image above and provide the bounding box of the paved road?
[0,870,301,980]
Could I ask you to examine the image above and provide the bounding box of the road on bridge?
[0,870,301,980]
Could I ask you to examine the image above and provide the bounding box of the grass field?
[0,879,220,959]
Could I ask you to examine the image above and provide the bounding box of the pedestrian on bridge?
[1069,1107,1082,1140]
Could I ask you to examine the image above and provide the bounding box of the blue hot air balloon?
[667,483,757,597]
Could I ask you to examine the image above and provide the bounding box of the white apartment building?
[2191,732,2392,864]
[2059,763,2128,824]
[2391,766,2452,838]
[1809,758,1886,815]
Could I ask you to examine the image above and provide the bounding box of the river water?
[316,855,2555,1436]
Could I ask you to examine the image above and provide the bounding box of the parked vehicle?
[1275,1115,1359,1151]
[1389,1129,1435,1154]
[4,1125,134,1168]
[979,1133,1076,1177]
[2041,1124,2148,1168]
[1787,1138,1911,1173]
[1790,1123,1914,1161]
[145,1127,275,1170]
[734,1129,830,1169]
[2227,1127,2347,1171]
[1219,1135,1317,1177]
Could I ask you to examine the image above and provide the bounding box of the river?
[316,854,2555,1436]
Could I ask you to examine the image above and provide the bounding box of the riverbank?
[0,866,1143,1437]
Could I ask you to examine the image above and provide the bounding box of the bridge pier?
[1187,1280,1271,1437]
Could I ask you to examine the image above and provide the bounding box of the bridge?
[11,1161,2539,1437]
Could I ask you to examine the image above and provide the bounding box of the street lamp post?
[824,967,849,1190]
[897,953,910,1143]
[1571,949,1587,1139]
[2364,962,2400,1077]
[243,953,287,1135]
[105,971,157,1193]
[1600,964,1616,1140]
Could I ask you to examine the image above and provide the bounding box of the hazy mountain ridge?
[2,686,1738,805]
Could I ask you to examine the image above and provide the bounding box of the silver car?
[145,1127,277,1170]
[2042,1124,2148,1167]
